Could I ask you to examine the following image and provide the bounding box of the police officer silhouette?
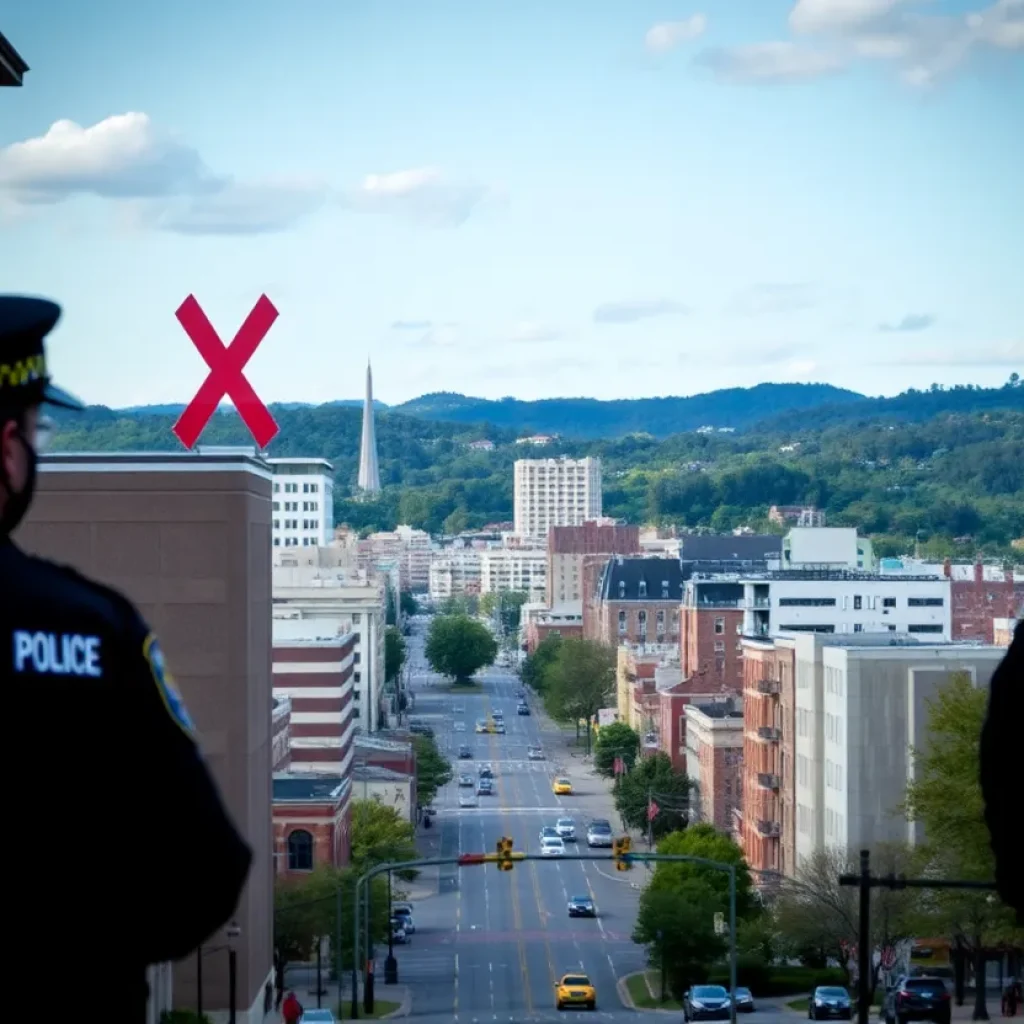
[0,297,253,1021]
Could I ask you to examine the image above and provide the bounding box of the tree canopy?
[521,633,564,695]
[593,721,640,778]
[384,626,406,685]
[541,637,615,733]
[399,591,419,617]
[348,799,418,881]
[411,732,453,807]
[424,614,498,683]
[614,752,693,839]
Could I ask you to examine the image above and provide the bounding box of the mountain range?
[97,378,1021,440]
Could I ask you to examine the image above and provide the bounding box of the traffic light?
[612,835,633,871]
[496,836,515,871]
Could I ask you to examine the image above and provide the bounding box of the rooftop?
[599,556,686,602]
[353,765,412,783]
[273,774,350,803]
[266,456,334,471]
[40,450,272,478]
[0,31,29,86]
[679,534,783,561]
[693,568,945,583]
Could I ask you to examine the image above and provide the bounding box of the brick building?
[20,450,274,1023]
[944,559,1023,644]
[547,521,640,607]
[272,697,292,772]
[272,775,352,877]
[736,637,797,880]
[683,700,745,835]
[272,633,356,775]
[586,556,685,647]
[524,607,584,653]
[681,578,747,692]
[355,733,417,780]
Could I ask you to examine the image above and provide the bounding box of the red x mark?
[173,294,280,449]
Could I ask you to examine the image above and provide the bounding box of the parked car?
[567,895,596,917]
[683,985,731,1021]
[391,904,415,934]
[809,986,853,1021]
[883,976,951,1024]
[733,987,755,1012]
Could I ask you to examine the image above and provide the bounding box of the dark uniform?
[1,297,252,1019]
[979,618,1023,926]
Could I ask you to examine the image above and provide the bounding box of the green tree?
[443,508,468,535]
[425,614,497,683]
[384,626,406,686]
[411,732,453,806]
[542,637,615,752]
[902,672,1024,1008]
[593,721,640,778]
[614,752,692,839]
[647,823,757,920]
[399,591,419,617]
[633,879,727,1000]
[385,588,397,626]
[349,799,419,881]
[521,633,563,695]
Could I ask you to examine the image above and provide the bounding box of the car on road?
[479,764,494,779]
[475,720,490,733]
[882,977,950,1024]
[391,904,415,934]
[458,745,473,759]
[808,986,853,1021]
[459,793,478,808]
[683,985,732,1021]
[553,777,573,795]
[389,917,411,944]
[453,721,466,732]
[477,779,493,796]
[494,721,506,734]
[555,973,596,1011]
[541,836,565,857]
[528,746,545,760]
[299,1010,337,1023]
[556,817,576,841]
[733,987,755,1012]
[540,826,560,842]
[516,690,526,699]
[458,773,474,787]
[409,722,434,737]
[517,703,530,715]
[453,705,465,713]
[566,895,596,917]
[586,820,613,847]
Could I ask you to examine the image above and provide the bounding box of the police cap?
[0,295,84,411]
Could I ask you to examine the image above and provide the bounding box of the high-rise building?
[358,362,382,494]
[268,457,335,548]
[513,456,602,540]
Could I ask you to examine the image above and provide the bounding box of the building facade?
[272,697,292,772]
[428,549,482,600]
[546,521,640,607]
[272,634,356,775]
[683,700,745,835]
[587,556,685,647]
[272,775,353,876]
[681,579,747,692]
[268,456,335,548]
[513,456,602,540]
[479,547,547,599]
[21,450,274,1024]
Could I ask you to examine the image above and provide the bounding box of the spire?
[358,360,381,494]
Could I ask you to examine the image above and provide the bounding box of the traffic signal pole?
[350,847,739,1022]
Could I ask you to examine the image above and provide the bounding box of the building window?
[883,597,896,608]
[853,595,862,610]
[618,610,627,635]
[714,617,724,634]
[638,580,647,598]
[714,640,725,652]
[908,597,944,607]
[353,613,361,623]
[287,830,314,871]
[638,610,647,639]
[908,624,944,633]
[656,610,665,636]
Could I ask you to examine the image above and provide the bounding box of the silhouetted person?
[0,297,253,1022]
[979,619,1023,925]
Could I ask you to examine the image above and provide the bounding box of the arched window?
[287,829,314,871]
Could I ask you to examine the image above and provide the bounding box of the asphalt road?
[383,621,794,1024]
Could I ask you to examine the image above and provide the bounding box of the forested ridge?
[47,377,1024,560]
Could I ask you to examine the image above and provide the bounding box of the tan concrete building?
[547,521,640,607]
[19,450,274,1023]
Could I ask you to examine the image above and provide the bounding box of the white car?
[556,817,576,841]
[453,722,466,732]
[459,793,478,808]
[541,836,565,857]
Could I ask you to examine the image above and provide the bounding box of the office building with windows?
[268,457,335,548]
[513,456,602,540]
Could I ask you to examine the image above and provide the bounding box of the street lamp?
[384,869,399,984]
[197,921,241,1024]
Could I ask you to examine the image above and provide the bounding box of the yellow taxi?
[552,777,573,795]
[555,972,596,1011]
[475,719,490,734]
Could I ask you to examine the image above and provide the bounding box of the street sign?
[173,294,279,448]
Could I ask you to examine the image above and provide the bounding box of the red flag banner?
[647,798,660,821]
[614,756,624,775]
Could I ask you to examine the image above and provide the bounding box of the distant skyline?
[2,0,1021,407]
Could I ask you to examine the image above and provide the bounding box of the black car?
[684,985,731,1021]
[566,895,596,917]
[733,987,755,1013]
[883,977,951,1024]
[517,703,530,715]
[809,986,853,1021]
[479,766,494,779]
[458,745,473,759]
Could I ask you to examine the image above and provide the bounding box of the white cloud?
[0,113,494,234]
[391,320,434,331]
[884,340,1023,366]
[789,0,912,36]
[878,313,936,332]
[593,299,689,324]
[967,0,1024,49]
[645,14,708,53]
[697,42,845,82]
[505,321,563,343]
[405,323,462,348]
[344,166,494,227]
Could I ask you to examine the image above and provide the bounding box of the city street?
[380,620,792,1024]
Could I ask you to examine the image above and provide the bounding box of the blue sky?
[2,0,1022,408]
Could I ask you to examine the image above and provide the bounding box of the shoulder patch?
[144,633,195,736]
